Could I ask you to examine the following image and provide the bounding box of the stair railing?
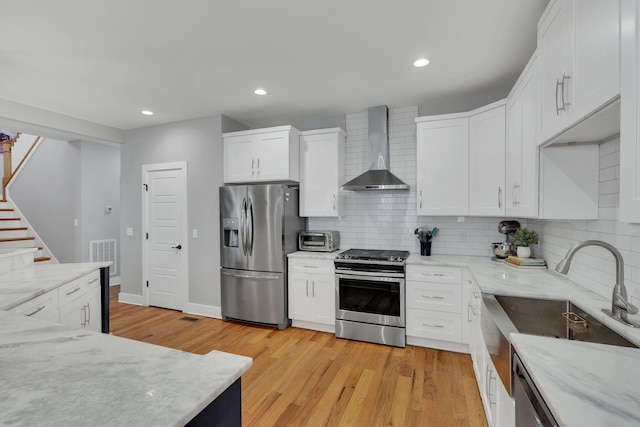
[2,133,41,200]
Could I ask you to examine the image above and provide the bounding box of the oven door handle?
[336,272,405,281]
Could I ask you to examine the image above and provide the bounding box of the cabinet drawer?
[9,290,59,322]
[406,308,463,343]
[406,266,461,284]
[288,258,334,273]
[406,281,462,313]
[58,270,100,307]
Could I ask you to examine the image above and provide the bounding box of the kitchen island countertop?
[0,310,252,426]
[0,261,112,311]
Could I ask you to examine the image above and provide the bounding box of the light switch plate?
[126,227,134,236]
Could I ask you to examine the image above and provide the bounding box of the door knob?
[172,244,182,250]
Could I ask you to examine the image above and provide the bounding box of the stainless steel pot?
[492,242,515,259]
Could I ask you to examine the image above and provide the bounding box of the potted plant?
[510,228,539,258]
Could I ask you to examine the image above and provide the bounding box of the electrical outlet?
[192,229,198,239]
[126,227,134,236]
[457,216,465,222]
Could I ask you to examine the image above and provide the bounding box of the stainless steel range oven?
[334,249,409,348]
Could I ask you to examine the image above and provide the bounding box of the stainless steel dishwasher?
[512,353,558,426]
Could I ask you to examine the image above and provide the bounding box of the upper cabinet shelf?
[223,126,301,184]
[537,0,620,146]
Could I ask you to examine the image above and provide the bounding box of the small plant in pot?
[510,228,539,259]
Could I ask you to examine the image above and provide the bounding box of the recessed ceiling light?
[141,110,154,116]
[254,89,267,96]
[413,58,430,68]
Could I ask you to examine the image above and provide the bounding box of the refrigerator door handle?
[247,196,254,256]
[241,197,248,256]
[221,270,280,280]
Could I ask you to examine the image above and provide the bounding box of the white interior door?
[143,162,188,310]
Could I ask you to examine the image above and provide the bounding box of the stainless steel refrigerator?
[220,184,305,329]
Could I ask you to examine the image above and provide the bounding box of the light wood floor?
[109,286,487,427]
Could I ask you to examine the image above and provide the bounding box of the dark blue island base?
[187,378,242,427]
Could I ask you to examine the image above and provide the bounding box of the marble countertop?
[511,334,640,426]
[0,262,111,311]
[0,310,252,426]
[408,253,640,425]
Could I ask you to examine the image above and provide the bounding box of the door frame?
[141,161,189,309]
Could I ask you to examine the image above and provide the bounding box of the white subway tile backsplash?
[310,110,636,304]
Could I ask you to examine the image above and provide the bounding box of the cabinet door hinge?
[146,233,149,240]
[146,281,149,288]
[143,184,148,191]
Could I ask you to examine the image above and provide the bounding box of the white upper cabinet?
[416,115,469,216]
[299,128,346,217]
[620,0,640,222]
[469,101,506,216]
[223,126,300,184]
[506,53,539,218]
[538,0,620,145]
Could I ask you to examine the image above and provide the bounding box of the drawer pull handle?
[26,306,46,316]
[421,295,444,300]
[423,273,445,277]
[66,287,81,295]
[303,265,319,269]
[422,323,445,328]
[88,278,99,284]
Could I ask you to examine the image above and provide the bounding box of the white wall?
[120,115,246,309]
[308,106,508,255]
[9,137,120,266]
[79,141,121,282]
[11,138,80,262]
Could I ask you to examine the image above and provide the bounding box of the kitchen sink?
[480,294,639,395]
[494,295,638,348]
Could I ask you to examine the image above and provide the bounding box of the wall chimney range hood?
[341,106,409,191]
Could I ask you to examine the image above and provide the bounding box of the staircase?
[0,200,50,263]
[0,132,52,264]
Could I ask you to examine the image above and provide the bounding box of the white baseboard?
[118,292,144,306]
[184,302,222,319]
[108,276,121,286]
[406,336,471,354]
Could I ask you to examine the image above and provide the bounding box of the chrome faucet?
[555,240,640,328]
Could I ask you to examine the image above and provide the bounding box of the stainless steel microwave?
[298,231,340,252]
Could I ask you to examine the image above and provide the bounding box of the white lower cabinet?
[8,289,59,323]
[288,257,335,333]
[8,269,102,332]
[466,272,514,427]
[59,284,102,332]
[406,265,468,352]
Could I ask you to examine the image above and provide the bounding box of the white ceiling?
[1,0,549,133]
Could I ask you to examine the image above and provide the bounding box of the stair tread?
[34,257,51,262]
[0,227,28,231]
[0,208,14,212]
[0,218,20,221]
[0,236,35,242]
